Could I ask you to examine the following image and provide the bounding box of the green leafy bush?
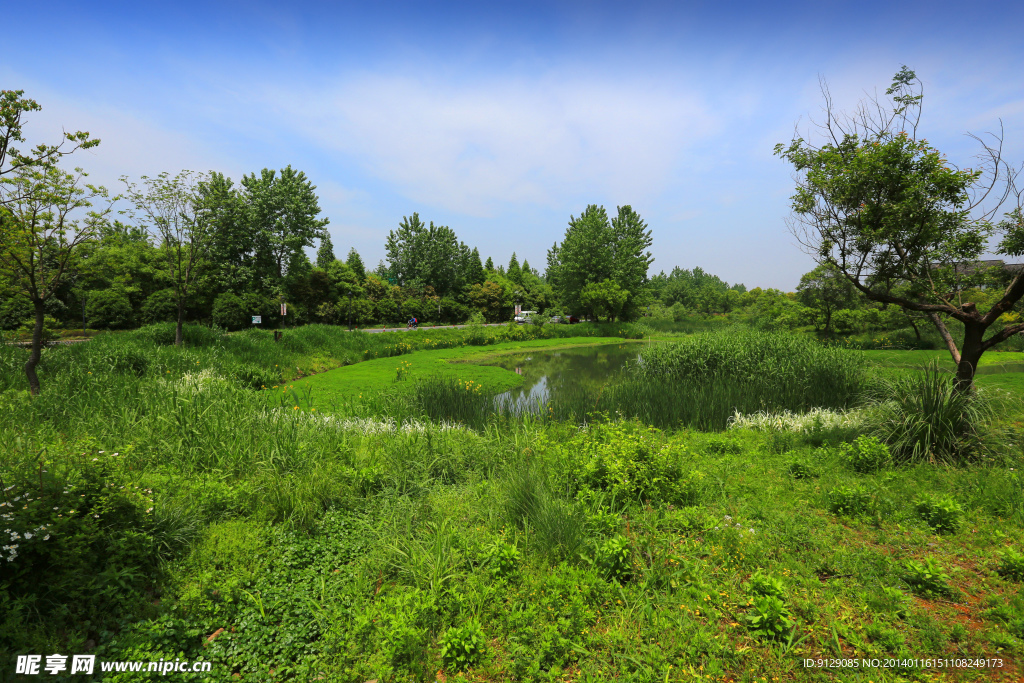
[747,570,786,598]
[786,460,818,479]
[839,435,891,473]
[212,292,251,331]
[231,362,282,390]
[996,548,1024,582]
[743,595,795,640]
[827,485,872,516]
[548,419,704,505]
[864,360,1004,465]
[87,287,134,329]
[594,535,632,583]
[440,619,486,672]
[914,494,964,533]
[902,558,952,597]
[482,539,520,579]
[0,448,159,652]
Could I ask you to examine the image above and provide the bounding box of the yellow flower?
[294,406,299,410]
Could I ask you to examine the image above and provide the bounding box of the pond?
[481,343,644,414]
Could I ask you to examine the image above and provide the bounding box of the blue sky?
[5,0,1023,289]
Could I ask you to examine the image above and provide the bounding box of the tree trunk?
[955,321,985,394]
[24,300,44,395]
[175,299,184,347]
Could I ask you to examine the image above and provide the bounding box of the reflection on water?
[483,344,642,414]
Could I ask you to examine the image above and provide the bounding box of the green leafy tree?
[507,252,522,285]
[0,90,105,394]
[776,66,1023,390]
[580,279,629,322]
[484,256,494,272]
[385,213,463,296]
[466,247,485,286]
[346,247,365,280]
[548,204,653,319]
[121,170,210,346]
[198,171,253,296]
[1,165,111,393]
[797,263,857,336]
[241,166,329,288]
[316,232,335,269]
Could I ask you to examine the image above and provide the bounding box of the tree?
[384,213,462,296]
[507,252,522,285]
[776,66,1023,391]
[580,279,629,322]
[197,172,253,295]
[316,232,335,269]
[121,170,210,346]
[1,165,111,393]
[466,247,485,286]
[346,247,366,280]
[241,166,329,288]
[548,204,653,319]
[797,263,856,336]
[609,205,654,318]
[0,91,106,394]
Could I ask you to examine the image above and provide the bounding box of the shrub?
[996,548,1024,582]
[743,595,796,640]
[440,619,486,672]
[747,571,786,598]
[839,435,891,473]
[139,289,177,324]
[786,460,818,479]
[914,494,964,533]
[17,315,60,344]
[482,539,520,579]
[212,292,251,331]
[863,360,1004,465]
[593,535,632,583]
[901,558,952,597]
[827,485,872,516]
[0,449,159,652]
[548,419,703,505]
[231,363,282,390]
[86,288,134,329]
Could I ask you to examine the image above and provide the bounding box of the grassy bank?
[1,324,1022,681]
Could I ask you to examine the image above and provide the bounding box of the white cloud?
[262,71,721,217]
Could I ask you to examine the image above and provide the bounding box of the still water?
[482,343,643,413]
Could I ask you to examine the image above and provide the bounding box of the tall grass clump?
[862,360,1012,465]
[605,330,866,430]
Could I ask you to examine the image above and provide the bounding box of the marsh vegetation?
[2,322,1023,682]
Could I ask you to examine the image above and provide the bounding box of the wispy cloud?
[262,71,721,217]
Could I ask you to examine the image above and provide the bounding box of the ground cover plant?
[2,323,1023,681]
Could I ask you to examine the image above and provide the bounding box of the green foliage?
[785,460,818,479]
[546,419,703,505]
[87,287,134,329]
[864,360,1003,465]
[482,539,520,579]
[914,494,964,533]
[839,435,891,473]
[139,288,178,324]
[440,619,486,672]
[996,548,1024,582]
[747,571,786,598]
[901,558,952,597]
[827,485,872,516]
[593,534,632,582]
[18,314,60,344]
[0,446,159,652]
[743,595,795,640]
[212,292,251,330]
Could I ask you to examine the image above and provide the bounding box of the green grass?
[2,325,1023,681]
